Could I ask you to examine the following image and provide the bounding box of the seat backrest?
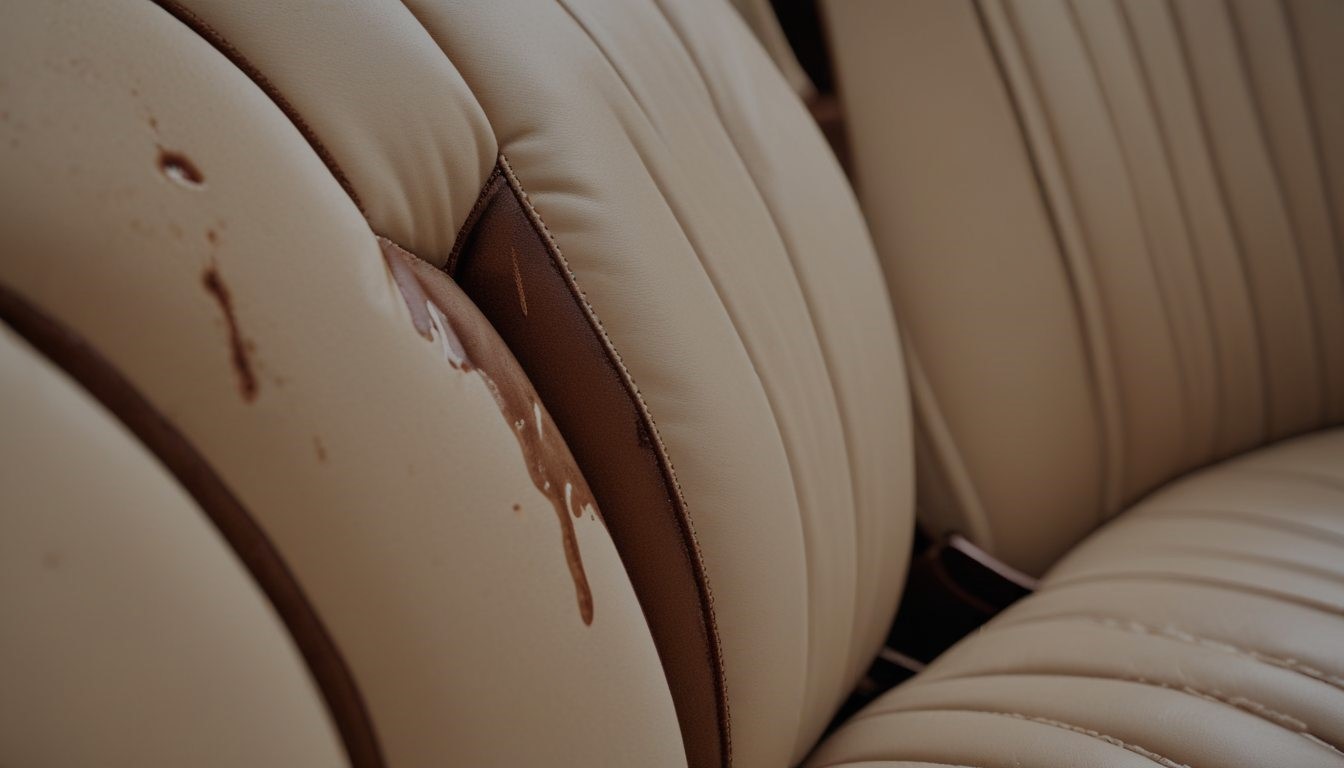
[0,2,912,767]
[827,0,1344,574]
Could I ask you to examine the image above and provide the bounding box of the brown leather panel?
[0,284,384,768]
[448,156,730,768]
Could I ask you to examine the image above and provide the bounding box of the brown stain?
[379,237,597,625]
[206,228,220,245]
[42,551,62,570]
[157,148,204,189]
[202,263,258,402]
[313,436,328,464]
[509,247,529,316]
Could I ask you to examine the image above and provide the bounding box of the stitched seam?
[1150,544,1344,585]
[1129,506,1344,549]
[991,613,1344,691]
[495,153,733,767]
[921,669,1340,754]
[983,711,1190,768]
[809,760,984,768]
[847,707,1189,768]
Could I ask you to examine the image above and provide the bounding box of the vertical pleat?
[1120,0,1268,456]
[1072,0,1221,468]
[984,0,1344,510]
[1171,0,1322,438]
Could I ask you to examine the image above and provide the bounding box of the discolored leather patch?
[446,156,731,768]
[379,237,599,626]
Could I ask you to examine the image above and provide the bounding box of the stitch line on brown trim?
[919,668,1340,755]
[989,612,1344,691]
[846,707,1190,768]
[494,152,733,767]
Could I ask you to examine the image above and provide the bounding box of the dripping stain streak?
[202,263,258,402]
[379,237,596,624]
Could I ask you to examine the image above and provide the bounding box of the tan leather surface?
[0,325,348,767]
[149,1,914,765]
[827,0,1344,574]
[811,428,1344,767]
[0,2,687,765]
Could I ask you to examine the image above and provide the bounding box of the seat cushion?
[811,428,1344,767]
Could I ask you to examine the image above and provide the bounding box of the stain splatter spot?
[206,228,219,245]
[512,503,523,513]
[313,436,328,463]
[147,115,159,131]
[42,551,62,570]
[158,148,204,189]
[380,236,599,625]
[202,263,258,402]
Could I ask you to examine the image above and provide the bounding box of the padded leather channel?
[0,285,382,767]
[448,156,730,768]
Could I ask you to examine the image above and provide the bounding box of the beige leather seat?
[816,0,1344,765]
[1,2,1340,768]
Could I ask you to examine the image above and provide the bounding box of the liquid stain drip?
[202,263,258,402]
[157,148,205,189]
[380,237,598,624]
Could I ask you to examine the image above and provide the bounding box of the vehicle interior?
[2,0,1341,766]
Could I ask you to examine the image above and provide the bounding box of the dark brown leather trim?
[0,284,384,768]
[447,155,731,768]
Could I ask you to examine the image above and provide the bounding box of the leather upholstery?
[810,427,1344,768]
[2,1,911,766]
[6,0,1343,766]
[0,3,687,764]
[826,0,1344,574]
